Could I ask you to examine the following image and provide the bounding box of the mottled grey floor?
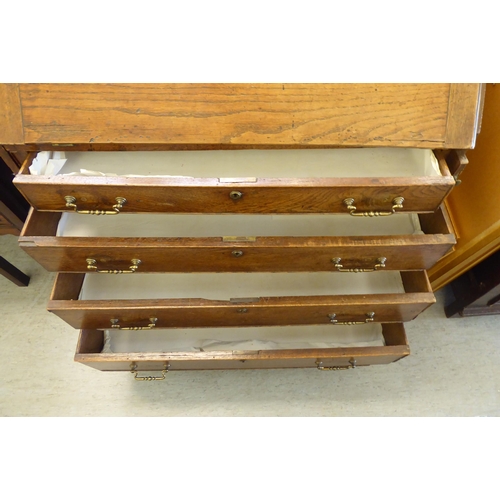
[1,233,499,417]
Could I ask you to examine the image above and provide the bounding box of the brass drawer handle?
[328,312,375,325]
[332,257,386,272]
[130,362,170,381]
[86,258,141,273]
[316,358,357,370]
[65,195,126,215]
[343,197,404,216]
[111,317,158,330]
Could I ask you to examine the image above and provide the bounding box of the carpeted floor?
[1,232,499,417]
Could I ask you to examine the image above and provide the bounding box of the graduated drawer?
[48,270,435,329]
[14,149,455,214]
[19,207,455,272]
[75,323,410,373]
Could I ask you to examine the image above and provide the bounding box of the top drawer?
[14,149,455,214]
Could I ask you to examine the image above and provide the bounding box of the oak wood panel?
[19,209,456,273]
[20,237,455,273]
[445,84,484,149]
[75,324,409,371]
[418,205,454,236]
[48,271,434,329]
[400,270,433,293]
[77,329,104,354]
[380,322,408,346]
[0,84,24,145]
[20,208,60,236]
[15,83,460,148]
[13,174,455,214]
[49,272,84,300]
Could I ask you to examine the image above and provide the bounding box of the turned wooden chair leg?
[0,256,30,286]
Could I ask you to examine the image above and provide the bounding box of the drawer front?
[74,324,410,372]
[19,207,456,273]
[14,149,455,214]
[21,239,454,273]
[48,271,435,329]
[14,177,455,214]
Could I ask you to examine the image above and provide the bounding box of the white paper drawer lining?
[29,149,441,178]
[102,323,386,353]
[79,271,406,301]
[56,212,423,238]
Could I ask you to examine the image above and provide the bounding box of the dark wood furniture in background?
[0,154,30,286]
[445,249,500,317]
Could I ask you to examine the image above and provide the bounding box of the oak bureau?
[0,84,484,380]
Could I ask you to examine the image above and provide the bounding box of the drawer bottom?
[75,323,409,373]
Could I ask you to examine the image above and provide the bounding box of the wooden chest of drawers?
[0,83,484,379]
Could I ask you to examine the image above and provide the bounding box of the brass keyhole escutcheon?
[232,250,244,257]
[229,191,243,200]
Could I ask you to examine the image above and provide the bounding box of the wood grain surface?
[0,83,480,149]
[14,174,455,214]
[19,209,455,273]
[0,84,24,145]
[74,324,409,371]
[48,271,434,329]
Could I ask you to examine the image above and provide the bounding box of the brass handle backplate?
[65,195,126,215]
[343,197,404,217]
[328,312,375,325]
[86,258,141,274]
[316,358,357,371]
[130,362,170,381]
[111,317,158,330]
[332,257,386,272]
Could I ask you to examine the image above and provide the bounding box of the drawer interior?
[26,149,442,178]
[78,271,407,301]
[24,205,453,239]
[75,323,410,371]
[55,212,424,237]
[49,271,433,329]
[103,323,387,352]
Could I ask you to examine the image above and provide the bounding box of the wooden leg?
[0,256,30,286]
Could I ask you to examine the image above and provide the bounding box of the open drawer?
[14,149,455,214]
[19,206,455,272]
[75,323,410,373]
[48,270,435,329]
